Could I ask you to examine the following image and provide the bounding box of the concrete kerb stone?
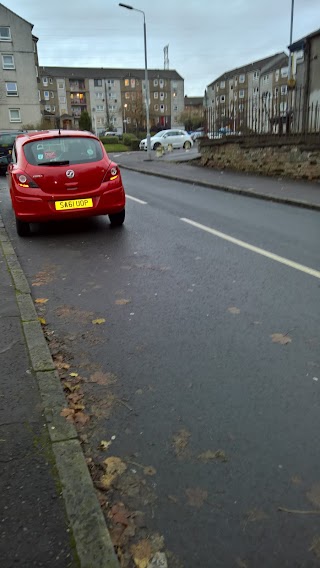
[54,439,119,568]
[118,163,320,212]
[0,213,120,568]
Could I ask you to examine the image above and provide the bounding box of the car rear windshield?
[23,136,103,166]
[0,133,19,148]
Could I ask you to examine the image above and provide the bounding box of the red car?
[8,130,126,236]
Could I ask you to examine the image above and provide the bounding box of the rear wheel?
[184,141,191,149]
[109,209,125,227]
[15,216,30,237]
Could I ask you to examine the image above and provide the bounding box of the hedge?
[100,136,119,144]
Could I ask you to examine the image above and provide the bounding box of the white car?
[139,129,193,151]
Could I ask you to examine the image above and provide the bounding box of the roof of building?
[184,96,204,106]
[39,67,183,81]
[0,3,33,29]
[260,53,288,75]
[289,28,320,51]
[207,52,287,86]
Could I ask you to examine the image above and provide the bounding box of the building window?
[107,79,114,85]
[159,79,164,88]
[45,105,51,112]
[239,90,245,98]
[221,109,226,117]
[216,85,219,92]
[154,92,158,99]
[274,87,279,97]
[280,102,287,112]
[2,54,15,69]
[58,81,64,89]
[160,92,164,100]
[239,74,245,83]
[263,74,269,82]
[275,70,279,82]
[154,104,159,111]
[42,77,48,86]
[281,85,287,95]
[124,79,129,87]
[220,81,225,88]
[50,91,54,98]
[253,87,259,94]
[44,91,50,100]
[49,78,53,84]
[0,27,11,41]
[239,104,244,112]
[253,71,260,79]
[94,79,102,86]
[173,104,178,111]
[160,104,165,112]
[96,104,104,111]
[109,104,116,111]
[59,96,66,103]
[52,105,55,112]
[96,92,103,98]
[153,79,158,86]
[220,95,225,102]
[125,92,130,99]
[6,82,18,96]
[9,109,21,123]
[131,79,135,88]
[127,117,131,124]
[281,67,288,78]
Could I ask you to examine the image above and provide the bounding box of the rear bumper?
[12,185,125,222]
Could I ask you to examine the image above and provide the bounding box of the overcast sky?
[7,0,320,95]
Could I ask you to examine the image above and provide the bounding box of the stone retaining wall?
[199,135,320,180]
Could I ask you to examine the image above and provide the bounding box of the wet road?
[1,171,320,567]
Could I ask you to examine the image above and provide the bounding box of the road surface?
[1,171,320,567]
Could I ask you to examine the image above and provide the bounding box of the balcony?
[70,94,87,106]
[69,81,85,92]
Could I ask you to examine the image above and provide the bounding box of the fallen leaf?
[38,317,46,325]
[131,539,153,568]
[307,483,320,508]
[115,299,131,305]
[244,508,268,523]
[68,392,84,404]
[271,333,292,345]
[235,559,248,568]
[291,475,302,485]
[89,371,117,385]
[69,372,79,377]
[100,440,112,451]
[144,466,156,476]
[310,536,320,559]
[35,298,49,304]
[71,403,85,411]
[92,318,106,325]
[185,487,208,508]
[228,307,240,314]
[147,551,168,568]
[63,382,80,393]
[101,456,127,488]
[168,495,179,504]
[74,411,90,426]
[198,450,227,463]
[60,408,75,421]
[110,503,131,526]
[172,428,191,458]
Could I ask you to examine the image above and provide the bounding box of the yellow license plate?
[55,198,93,210]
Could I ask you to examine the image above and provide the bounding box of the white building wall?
[0,5,41,129]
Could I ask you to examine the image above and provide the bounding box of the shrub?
[129,138,140,151]
[123,133,138,146]
[100,136,119,144]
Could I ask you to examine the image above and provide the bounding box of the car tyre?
[184,141,192,149]
[109,209,125,227]
[16,216,30,237]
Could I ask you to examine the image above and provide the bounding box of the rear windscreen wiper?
[38,160,70,166]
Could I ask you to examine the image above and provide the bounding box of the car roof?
[16,129,98,144]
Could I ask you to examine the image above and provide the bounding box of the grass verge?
[104,144,129,152]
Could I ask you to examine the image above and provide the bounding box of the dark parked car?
[0,130,24,174]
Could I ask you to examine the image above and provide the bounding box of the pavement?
[0,210,119,567]
[109,148,320,210]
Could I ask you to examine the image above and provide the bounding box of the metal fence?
[204,88,320,138]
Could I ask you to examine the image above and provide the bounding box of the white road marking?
[126,195,148,205]
[181,217,320,280]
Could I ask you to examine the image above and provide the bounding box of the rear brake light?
[103,164,119,183]
[15,171,39,188]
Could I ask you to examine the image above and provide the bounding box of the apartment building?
[39,67,184,134]
[289,28,320,131]
[206,52,288,133]
[0,4,41,129]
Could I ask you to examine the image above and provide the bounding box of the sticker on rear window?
[87,148,94,156]
[38,154,44,160]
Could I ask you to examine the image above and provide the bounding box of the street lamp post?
[119,3,152,160]
[123,103,128,134]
